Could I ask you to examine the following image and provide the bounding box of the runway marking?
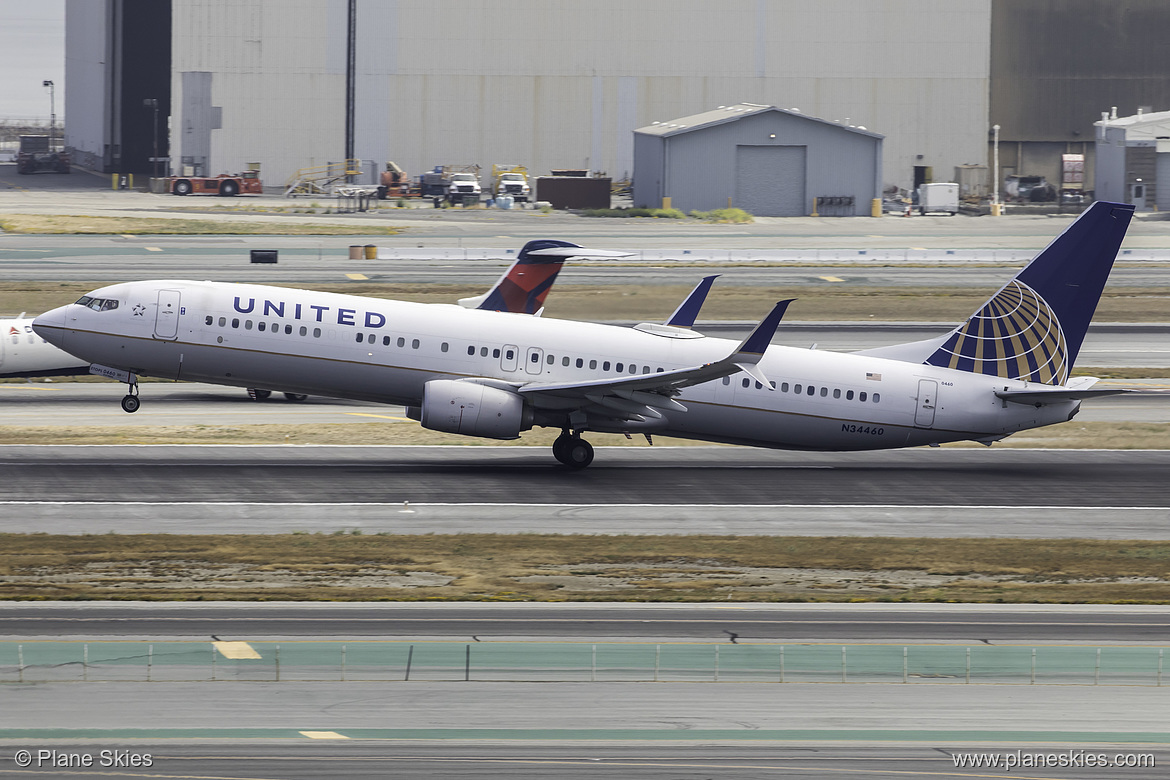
[145,246,162,252]
[0,385,63,391]
[818,275,845,282]
[345,273,369,280]
[0,501,1166,511]
[345,412,413,421]
[213,640,261,659]
[300,730,350,739]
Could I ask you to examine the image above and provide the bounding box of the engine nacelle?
[418,380,530,440]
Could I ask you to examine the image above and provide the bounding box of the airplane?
[33,201,1135,469]
[0,314,89,379]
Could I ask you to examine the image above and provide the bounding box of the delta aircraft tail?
[861,201,1135,385]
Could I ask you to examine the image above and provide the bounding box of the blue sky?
[1,0,66,122]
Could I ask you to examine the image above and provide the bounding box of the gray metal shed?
[633,104,883,217]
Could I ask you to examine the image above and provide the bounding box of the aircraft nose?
[32,305,69,348]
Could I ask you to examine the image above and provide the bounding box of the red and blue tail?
[459,240,580,314]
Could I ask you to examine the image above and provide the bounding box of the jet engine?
[416,380,531,439]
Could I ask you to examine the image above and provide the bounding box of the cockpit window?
[75,296,119,312]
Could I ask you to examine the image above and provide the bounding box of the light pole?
[42,80,55,149]
[143,99,159,181]
[992,124,1001,215]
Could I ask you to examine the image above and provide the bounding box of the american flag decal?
[865,372,882,381]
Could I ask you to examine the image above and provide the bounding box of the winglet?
[664,275,720,328]
[732,300,794,363]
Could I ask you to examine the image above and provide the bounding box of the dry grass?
[0,214,403,236]
[3,533,1170,603]
[6,281,1170,322]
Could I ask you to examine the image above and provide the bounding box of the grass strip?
[6,282,1170,322]
[2,533,1170,603]
[0,214,403,236]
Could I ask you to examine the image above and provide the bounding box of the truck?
[16,135,70,174]
[491,164,531,203]
[167,170,263,196]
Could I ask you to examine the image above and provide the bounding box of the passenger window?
[873,393,880,403]
[562,356,570,366]
[245,320,253,330]
[629,364,637,374]
[314,328,322,338]
[575,358,583,368]
[204,315,213,326]
[742,378,750,388]
[531,352,539,363]
[806,386,815,396]
[833,388,841,399]
[860,391,868,402]
[504,349,514,360]
[820,387,828,397]
[642,366,650,374]
[368,334,376,345]
[232,318,240,328]
[398,337,406,347]
[411,339,420,349]
[781,382,789,392]
[481,347,489,357]
[493,348,501,358]
[259,322,267,332]
[219,317,226,327]
[589,360,597,369]
[382,335,390,345]
[846,390,854,400]
[467,346,476,355]
[285,324,292,334]
[301,326,309,336]
[547,354,555,365]
[722,376,730,385]
[794,384,802,393]
[616,363,624,372]
[271,322,278,332]
[355,333,363,343]
[441,342,449,352]
[770,381,776,389]
[603,361,611,371]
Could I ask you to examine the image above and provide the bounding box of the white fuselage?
[34,280,1080,450]
[0,316,89,378]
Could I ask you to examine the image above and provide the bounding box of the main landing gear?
[552,430,594,469]
[120,385,140,414]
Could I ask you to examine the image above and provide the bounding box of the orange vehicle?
[168,170,262,196]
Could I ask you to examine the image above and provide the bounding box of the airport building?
[63,0,1170,208]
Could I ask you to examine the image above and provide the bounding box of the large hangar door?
[736,145,807,217]
[1157,151,1170,212]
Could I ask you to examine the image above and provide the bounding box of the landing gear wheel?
[283,393,308,402]
[552,432,573,464]
[247,388,272,401]
[564,438,594,469]
[121,394,140,414]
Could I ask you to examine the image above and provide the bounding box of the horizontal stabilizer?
[996,387,1131,405]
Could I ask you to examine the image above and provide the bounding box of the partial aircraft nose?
[32,305,69,348]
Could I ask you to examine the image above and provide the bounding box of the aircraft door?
[525,347,543,375]
[501,344,519,372]
[914,379,938,427]
[154,289,181,340]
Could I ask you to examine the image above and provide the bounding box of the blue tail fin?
[923,201,1134,384]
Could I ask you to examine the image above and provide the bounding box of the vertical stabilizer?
[921,202,1134,384]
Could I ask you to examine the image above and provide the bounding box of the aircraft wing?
[517,300,793,421]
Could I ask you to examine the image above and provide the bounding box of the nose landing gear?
[120,384,140,414]
[552,430,594,469]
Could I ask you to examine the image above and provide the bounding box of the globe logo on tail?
[926,280,1069,385]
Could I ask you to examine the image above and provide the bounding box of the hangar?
[632,104,882,217]
[1094,109,1170,211]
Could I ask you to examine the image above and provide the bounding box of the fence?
[1,642,1166,687]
